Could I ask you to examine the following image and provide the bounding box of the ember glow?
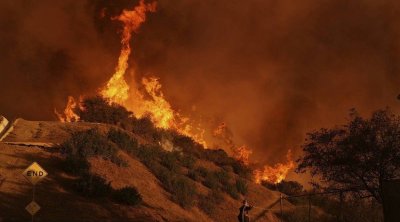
[254,150,295,184]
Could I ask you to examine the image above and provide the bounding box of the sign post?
[22,162,47,221]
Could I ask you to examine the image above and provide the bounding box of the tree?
[297,109,400,210]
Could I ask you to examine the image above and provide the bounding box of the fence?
[252,188,382,222]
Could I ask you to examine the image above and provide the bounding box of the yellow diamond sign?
[23,162,48,185]
[25,201,40,216]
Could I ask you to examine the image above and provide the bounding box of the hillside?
[0,118,287,221]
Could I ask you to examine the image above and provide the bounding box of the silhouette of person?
[238,199,253,222]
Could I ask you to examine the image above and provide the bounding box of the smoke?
[0,0,118,119]
[1,0,400,165]
[132,0,400,163]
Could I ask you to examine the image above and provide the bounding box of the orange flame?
[55,2,295,183]
[234,145,252,165]
[55,96,80,123]
[254,150,295,184]
[139,77,175,128]
[100,0,207,147]
[137,77,207,146]
[101,0,156,104]
[213,122,234,147]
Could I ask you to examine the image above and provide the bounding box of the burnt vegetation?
[60,96,251,213]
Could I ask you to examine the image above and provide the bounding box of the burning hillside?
[2,0,400,187]
[55,0,294,184]
[1,1,397,221]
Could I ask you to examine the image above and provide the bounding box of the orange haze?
[2,0,400,184]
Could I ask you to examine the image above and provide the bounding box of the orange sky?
[0,0,400,167]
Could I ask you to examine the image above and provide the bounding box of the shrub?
[231,161,253,179]
[203,172,219,189]
[169,176,197,208]
[172,134,204,158]
[261,180,277,191]
[198,195,215,215]
[195,167,209,178]
[276,180,304,196]
[60,128,125,170]
[222,165,233,173]
[151,164,175,188]
[136,144,163,165]
[77,96,133,127]
[179,155,196,170]
[225,183,240,200]
[63,156,90,175]
[262,180,304,196]
[74,173,111,198]
[112,186,142,206]
[187,169,201,181]
[199,189,224,215]
[61,128,119,160]
[235,178,248,195]
[147,163,197,208]
[204,149,231,166]
[214,170,230,186]
[132,116,159,141]
[160,152,180,173]
[107,128,139,154]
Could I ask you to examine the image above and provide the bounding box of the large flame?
[56,0,294,183]
[131,77,207,146]
[254,150,295,184]
[99,0,207,146]
[55,96,80,123]
[100,0,156,104]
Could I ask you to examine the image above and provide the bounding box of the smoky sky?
[1,0,400,164]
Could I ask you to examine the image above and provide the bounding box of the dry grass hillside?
[0,119,287,221]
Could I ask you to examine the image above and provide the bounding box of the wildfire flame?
[254,150,295,184]
[130,77,207,146]
[213,122,234,147]
[55,96,80,123]
[56,0,295,184]
[234,145,253,165]
[101,0,156,104]
[99,0,207,146]
[213,123,252,164]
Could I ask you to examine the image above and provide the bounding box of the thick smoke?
[0,0,119,120]
[1,0,400,165]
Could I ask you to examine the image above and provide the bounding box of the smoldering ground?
[1,0,400,165]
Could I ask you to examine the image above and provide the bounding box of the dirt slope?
[0,119,284,221]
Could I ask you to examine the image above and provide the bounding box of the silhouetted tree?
[297,108,400,214]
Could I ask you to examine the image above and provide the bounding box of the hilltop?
[0,118,286,221]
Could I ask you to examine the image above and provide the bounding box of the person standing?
[238,199,253,222]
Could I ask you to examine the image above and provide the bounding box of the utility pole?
[308,193,312,222]
[280,194,283,222]
[339,191,344,222]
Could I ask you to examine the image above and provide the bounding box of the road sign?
[25,201,40,216]
[22,162,48,185]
